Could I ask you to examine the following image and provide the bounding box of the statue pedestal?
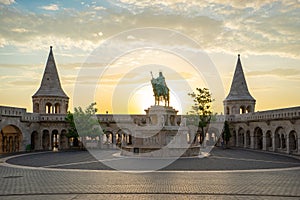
[121,105,200,157]
[144,106,178,126]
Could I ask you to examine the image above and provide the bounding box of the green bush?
[26,144,31,151]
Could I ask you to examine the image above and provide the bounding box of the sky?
[0,0,300,114]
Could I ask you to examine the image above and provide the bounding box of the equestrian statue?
[150,71,170,107]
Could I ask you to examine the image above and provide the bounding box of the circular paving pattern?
[3,147,300,172]
[1,147,300,199]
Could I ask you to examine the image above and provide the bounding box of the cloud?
[0,0,14,5]
[93,6,106,10]
[11,28,29,33]
[0,0,299,58]
[247,68,300,78]
[40,4,59,11]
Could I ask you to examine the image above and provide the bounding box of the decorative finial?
[238,54,240,58]
[50,46,53,49]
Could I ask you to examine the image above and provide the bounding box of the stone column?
[250,132,255,149]
[49,134,52,150]
[272,132,276,152]
[112,134,116,148]
[298,137,300,154]
[244,133,247,148]
[57,134,60,149]
[235,129,239,147]
[0,134,2,153]
[263,132,267,151]
[286,136,290,154]
[40,132,43,150]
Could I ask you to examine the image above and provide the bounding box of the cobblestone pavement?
[0,148,300,199]
[4,147,300,171]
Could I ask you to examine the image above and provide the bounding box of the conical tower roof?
[33,46,68,98]
[225,54,255,101]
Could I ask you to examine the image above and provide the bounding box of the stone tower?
[223,54,255,115]
[32,46,69,114]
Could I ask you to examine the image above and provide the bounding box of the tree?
[65,111,80,147]
[65,111,79,139]
[188,88,214,144]
[222,121,231,148]
[65,102,103,147]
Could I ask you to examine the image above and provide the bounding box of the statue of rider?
[150,71,170,106]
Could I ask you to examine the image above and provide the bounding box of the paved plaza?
[0,147,300,199]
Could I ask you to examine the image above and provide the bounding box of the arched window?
[246,105,252,113]
[45,103,52,114]
[240,106,246,114]
[289,131,297,151]
[54,103,60,114]
[226,106,230,115]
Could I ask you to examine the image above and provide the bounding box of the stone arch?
[246,130,251,147]
[254,127,263,150]
[0,125,23,153]
[207,127,220,146]
[117,128,132,145]
[230,130,237,146]
[104,131,113,144]
[275,127,284,150]
[266,130,272,150]
[52,129,59,149]
[42,130,50,150]
[127,134,132,145]
[288,131,297,152]
[45,102,52,114]
[60,129,68,150]
[238,127,245,147]
[31,131,39,150]
[246,105,252,113]
[281,134,286,149]
[116,132,122,146]
[240,105,246,114]
[54,103,60,114]
[275,132,280,150]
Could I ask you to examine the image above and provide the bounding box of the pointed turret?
[32,46,69,114]
[33,46,68,98]
[224,55,255,115]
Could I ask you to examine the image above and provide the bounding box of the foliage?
[188,88,215,144]
[26,144,32,151]
[222,121,231,146]
[65,111,78,139]
[65,102,103,140]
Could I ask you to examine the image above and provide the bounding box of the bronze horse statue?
[151,71,170,107]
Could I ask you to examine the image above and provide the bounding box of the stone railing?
[97,114,146,124]
[39,114,67,122]
[21,113,40,122]
[0,106,26,116]
[229,106,300,122]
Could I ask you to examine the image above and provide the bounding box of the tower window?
[46,103,52,114]
[240,106,246,114]
[54,103,60,114]
[226,107,230,115]
[246,105,252,113]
